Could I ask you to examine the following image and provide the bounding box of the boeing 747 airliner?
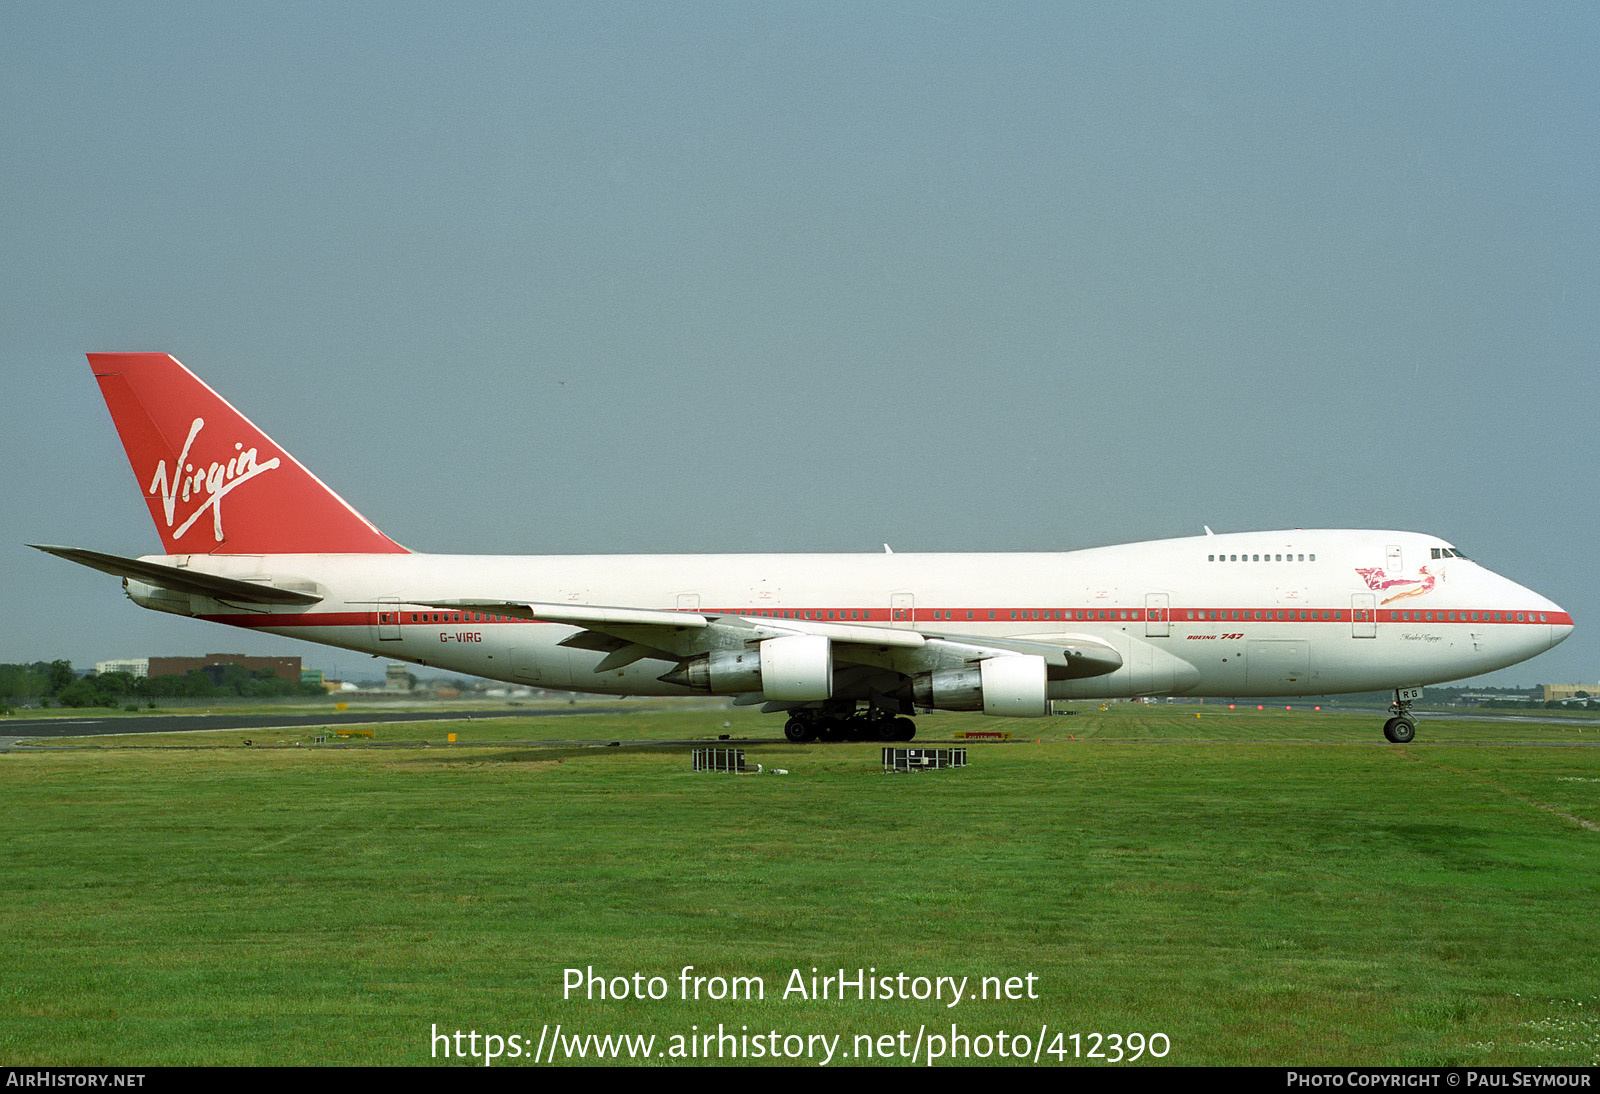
[35,354,1572,744]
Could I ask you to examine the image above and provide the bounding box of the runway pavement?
[0,705,634,740]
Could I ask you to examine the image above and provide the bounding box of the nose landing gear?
[1383,687,1421,743]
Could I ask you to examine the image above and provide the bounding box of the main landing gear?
[783,709,916,743]
[1383,688,1419,744]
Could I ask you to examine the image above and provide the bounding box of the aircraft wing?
[31,545,323,605]
[424,598,1122,681]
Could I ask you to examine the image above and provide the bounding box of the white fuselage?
[131,529,1570,703]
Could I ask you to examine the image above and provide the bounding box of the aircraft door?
[375,597,401,641]
[1352,593,1377,638]
[1145,593,1170,637]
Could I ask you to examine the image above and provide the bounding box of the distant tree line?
[1424,684,1540,701]
[0,661,325,709]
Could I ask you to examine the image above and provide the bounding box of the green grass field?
[2,702,1597,1066]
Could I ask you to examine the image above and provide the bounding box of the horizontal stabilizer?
[30,545,322,604]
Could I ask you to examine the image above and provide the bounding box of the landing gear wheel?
[784,716,815,743]
[892,718,917,742]
[1383,717,1416,744]
[1384,688,1422,743]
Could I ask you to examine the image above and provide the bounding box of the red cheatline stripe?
[198,607,1574,629]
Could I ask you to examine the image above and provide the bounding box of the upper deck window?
[1209,550,1315,561]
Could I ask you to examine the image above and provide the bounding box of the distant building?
[385,663,412,691]
[146,654,302,684]
[95,659,149,677]
[1543,684,1599,701]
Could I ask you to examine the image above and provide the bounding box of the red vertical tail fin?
[89,353,408,555]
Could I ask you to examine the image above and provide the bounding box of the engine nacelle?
[759,634,833,700]
[912,655,1049,717]
[663,634,833,701]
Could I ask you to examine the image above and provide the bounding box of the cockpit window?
[1431,547,1470,560]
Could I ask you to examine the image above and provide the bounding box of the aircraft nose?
[1528,586,1574,652]
[1548,608,1575,651]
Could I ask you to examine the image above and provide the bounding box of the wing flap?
[425,599,709,629]
[422,597,1121,681]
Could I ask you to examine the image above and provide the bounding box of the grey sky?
[3,3,1595,687]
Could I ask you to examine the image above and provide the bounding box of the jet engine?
[912,655,1049,717]
[663,633,833,700]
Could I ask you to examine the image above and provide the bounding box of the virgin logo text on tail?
[146,417,281,543]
